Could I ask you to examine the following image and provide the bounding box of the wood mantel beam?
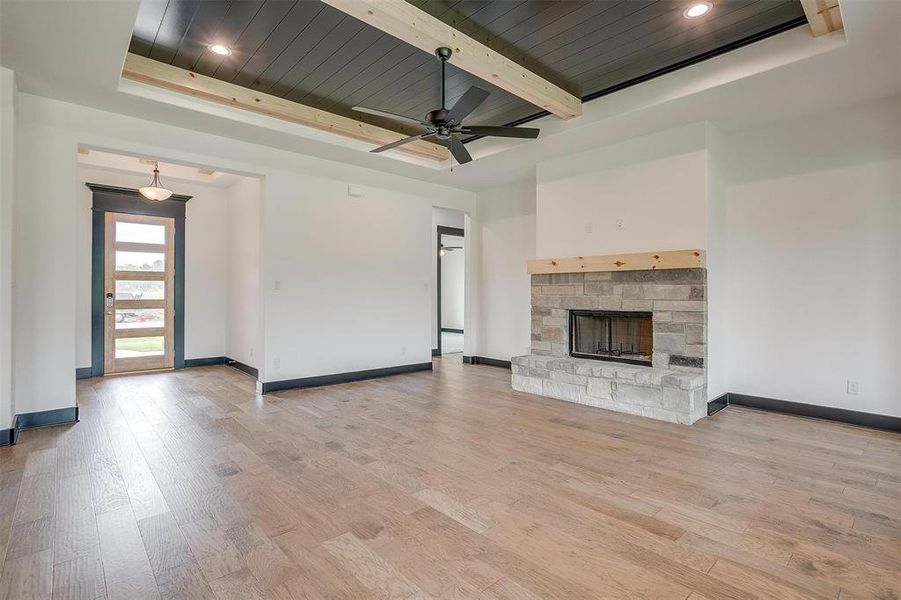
[799,0,844,37]
[121,53,449,162]
[320,0,582,120]
[527,250,706,274]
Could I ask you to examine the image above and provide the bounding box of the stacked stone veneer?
[512,268,708,425]
[511,355,708,425]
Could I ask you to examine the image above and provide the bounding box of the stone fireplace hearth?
[512,250,708,425]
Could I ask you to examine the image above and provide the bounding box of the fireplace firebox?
[569,310,653,366]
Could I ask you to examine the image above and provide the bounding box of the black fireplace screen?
[569,310,653,365]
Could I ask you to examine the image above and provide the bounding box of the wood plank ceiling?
[129,0,807,141]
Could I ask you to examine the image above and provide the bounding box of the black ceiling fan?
[353,47,540,165]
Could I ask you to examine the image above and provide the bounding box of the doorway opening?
[104,211,176,373]
[79,147,263,379]
[437,224,465,356]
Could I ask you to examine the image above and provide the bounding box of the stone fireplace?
[512,250,708,425]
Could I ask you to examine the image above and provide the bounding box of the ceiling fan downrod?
[435,47,452,110]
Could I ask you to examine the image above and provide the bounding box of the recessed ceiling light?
[208,44,231,56]
[684,2,712,18]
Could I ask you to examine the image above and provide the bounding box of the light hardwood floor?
[1,359,899,599]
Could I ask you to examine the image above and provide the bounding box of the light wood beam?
[121,53,448,161]
[320,0,582,120]
[527,250,706,274]
[800,0,844,37]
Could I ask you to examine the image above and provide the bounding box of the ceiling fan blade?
[370,132,430,153]
[448,136,473,164]
[353,106,430,128]
[461,125,540,139]
[447,87,490,123]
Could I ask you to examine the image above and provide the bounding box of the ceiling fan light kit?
[353,47,540,165]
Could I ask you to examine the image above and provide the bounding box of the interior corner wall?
[704,123,728,400]
[261,177,463,383]
[226,176,262,368]
[15,94,77,415]
[74,167,230,367]
[722,96,901,417]
[475,179,536,362]
[431,207,465,350]
[0,67,16,429]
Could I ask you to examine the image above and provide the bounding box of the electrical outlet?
[846,380,859,395]
[401,346,407,356]
[616,218,624,231]
[585,222,593,234]
[273,279,281,291]
[273,357,281,369]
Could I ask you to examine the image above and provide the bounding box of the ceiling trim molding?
[800,0,844,37]
[121,53,448,162]
[320,0,582,120]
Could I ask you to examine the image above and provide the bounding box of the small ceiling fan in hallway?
[353,47,540,165]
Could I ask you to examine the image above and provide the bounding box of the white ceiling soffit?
[2,0,899,191]
[77,148,245,188]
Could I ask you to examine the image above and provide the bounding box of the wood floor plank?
[207,568,268,600]
[0,549,52,600]
[1,361,898,599]
[51,546,106,600]
[322,532,424,599]
[53,474,99,565]
[137,512,195,576]
[12,474,56,526]
[96,507,160,600]
[155,560,216,600]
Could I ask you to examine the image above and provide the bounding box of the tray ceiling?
[129,0,807,140]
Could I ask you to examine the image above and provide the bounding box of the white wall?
[431,207,465,349]
[476,179,536,362]
[440,235,464,331]
[75,167,233,366]
[536,124,708,258]
[12,93,473,415]
[723,97,900,417]
[263,178,436,381]
[0,67,16,429]
[226,176,262,368]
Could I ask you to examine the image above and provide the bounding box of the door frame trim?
[88,184,192,376]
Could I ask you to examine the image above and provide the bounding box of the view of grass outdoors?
[115,336,164,357]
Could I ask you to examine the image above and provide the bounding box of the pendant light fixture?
[139,161,173,201]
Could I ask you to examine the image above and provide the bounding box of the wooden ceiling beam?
[320,0,582,120]
[800,0,844,37]
[121,53,449,162]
